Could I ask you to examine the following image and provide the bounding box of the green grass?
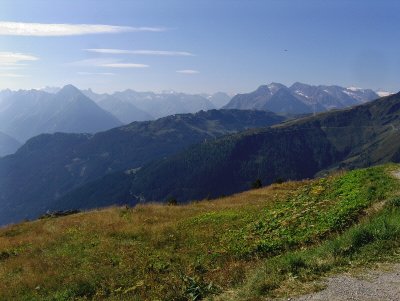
[0,164,399,301]
[227,197,400,300]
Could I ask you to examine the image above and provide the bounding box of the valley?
[59,92,400,210]
[0,84,393,225]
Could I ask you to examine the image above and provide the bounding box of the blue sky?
[0,0,399,94]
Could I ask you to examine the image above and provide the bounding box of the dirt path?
[287,264,400,301]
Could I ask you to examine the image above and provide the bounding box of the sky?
[0,0,399,94]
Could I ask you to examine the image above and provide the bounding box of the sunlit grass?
[0,164,398,300]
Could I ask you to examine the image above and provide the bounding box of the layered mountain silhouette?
[0,83,394,226]
[0,85,122,142]
[0,82,380,145]
[58,92,400,210]
[224,82,379,114]
[0,132,21,157]
[205,92,232,108]
[112,90,216,119]
[0,109,285,225]
[83,89,232,122]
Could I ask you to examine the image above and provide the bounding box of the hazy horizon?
[0,0,399,94]
[0,82,394,98]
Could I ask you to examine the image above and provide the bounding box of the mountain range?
[108,90,218,119]
[0,85,122,143]
[80,89,154,123]
[82,89,233,122]
[0,83,397,225]
[0,109,285,225]
[0,83,384,148]
[224,82,380,114]
[0,86,231,148]
[58,91,400,210]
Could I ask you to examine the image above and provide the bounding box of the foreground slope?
[0,109,285,225]
[0,165,399,300]
[65,92,400,206]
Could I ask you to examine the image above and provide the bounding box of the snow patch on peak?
[161,90,178,95]
[267,83,285,93]
[376,91,392,97]
[347,86,363,92]
[294,90,309,98]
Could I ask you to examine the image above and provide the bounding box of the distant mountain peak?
[290,82,310,89]
[267,82,286,93]
[0,85,122,142]
[224,82,379,114]
[57,84,82,97]
[40,86,61,94]
[347,86,363,92]
[255,85,271,95]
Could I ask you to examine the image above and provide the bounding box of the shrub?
[167,198,178,206]
[350,228,374,250]
[182,275,219,301]
[285,254,308,275]
[252,179,262,189]
[274,177,286,184]
[388,196,400,208]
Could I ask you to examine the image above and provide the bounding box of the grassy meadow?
[1,164,400,300]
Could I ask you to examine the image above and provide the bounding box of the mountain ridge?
[59,92,400,208]
[0,109,286,225]
[224,82,379,114]
[0,85,122,142]
[0,131,21,157]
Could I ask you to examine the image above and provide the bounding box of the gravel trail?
[288,264,400,301]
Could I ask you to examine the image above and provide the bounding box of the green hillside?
[1,164,400,300]
[62,92,400,206]
[0,109,285,225]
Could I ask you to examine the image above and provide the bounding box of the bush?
[350,228,374,250]
[285,254,308,275]
[274,177,286,184]
[252,179,262,189]
[167,198,178,206]
[182,275,219,301]
[388,196,400,208]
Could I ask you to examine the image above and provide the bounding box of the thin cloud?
[70,58,115,66]
[0,22,167,36]
[70,58,148,68]
[77,72,115,76]
[100,63,149,68]
[0,52,38,66]
[0,73,26,78]
[0,65,26,70]
[85,48,194,56]
[176,69,199,74]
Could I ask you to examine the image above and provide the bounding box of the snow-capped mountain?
[224,82,380,115]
